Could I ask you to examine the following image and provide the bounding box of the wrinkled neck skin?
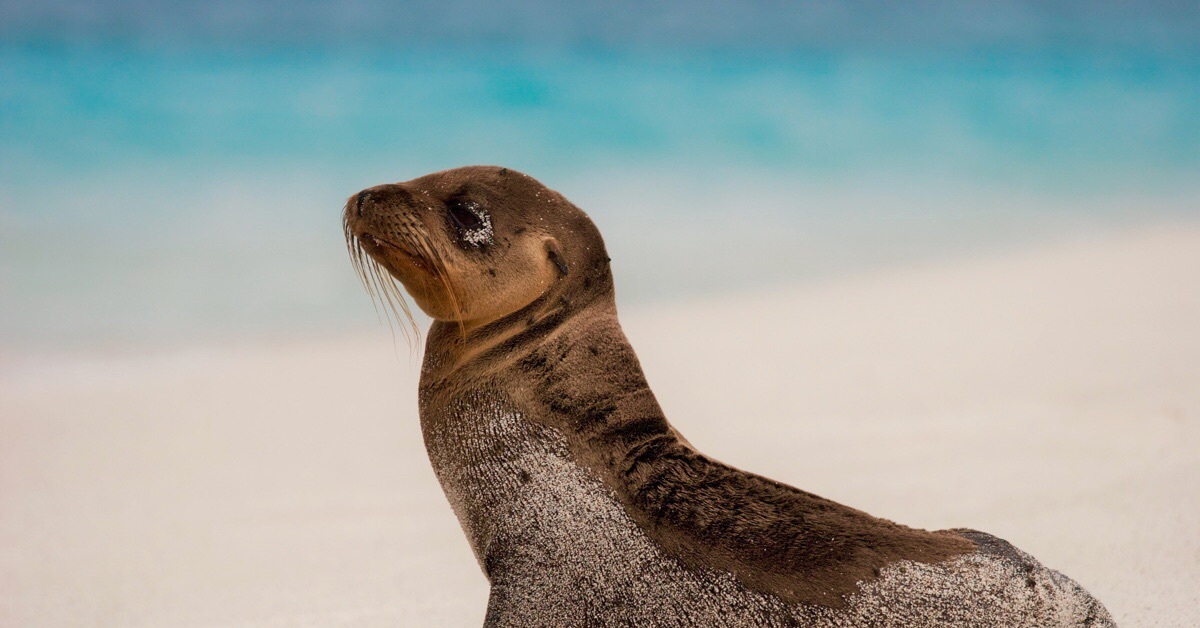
[417,282,670,566]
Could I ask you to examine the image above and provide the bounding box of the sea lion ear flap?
[545,239,569,277]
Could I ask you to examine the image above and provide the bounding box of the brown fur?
[344,166,975,607]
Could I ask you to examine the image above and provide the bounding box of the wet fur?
[344,166,1115,626]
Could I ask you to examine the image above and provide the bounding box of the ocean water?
[2,3,1198,352]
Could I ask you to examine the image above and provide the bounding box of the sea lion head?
[343,166,612,334]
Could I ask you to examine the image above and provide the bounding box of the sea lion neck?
[420,262,617,384]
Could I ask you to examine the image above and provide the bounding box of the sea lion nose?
[355,190,372,217]
[355,185,414,218]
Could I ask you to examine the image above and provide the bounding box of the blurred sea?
[1,1,1197,352]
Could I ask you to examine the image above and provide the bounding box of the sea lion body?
[344,166,1115,627]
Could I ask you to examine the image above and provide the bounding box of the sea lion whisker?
[369,256,419,347]
[411,229,467,338]
[369,259,409,348]
[379,227,424,344]
[363,256,391,328]
[385,273,421,345]
[342,199,421,350]
[352,237,388,328]
[346,234,419,348]
[352,239,376,301]
[343,206,377,300]
[433,253,467,338]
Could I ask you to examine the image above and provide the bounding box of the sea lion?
[342,166,1115,627]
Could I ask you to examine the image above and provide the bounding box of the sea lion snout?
[349,184,416,225]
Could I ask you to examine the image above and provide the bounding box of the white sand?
[2,225,1197,627]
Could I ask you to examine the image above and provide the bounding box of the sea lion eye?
[447,200,494,247]
[449,201,483,230]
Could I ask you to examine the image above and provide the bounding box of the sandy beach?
[2,224,1197,627]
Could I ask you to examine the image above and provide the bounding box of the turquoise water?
[2,43,1198,350]
[5,46,1198,185]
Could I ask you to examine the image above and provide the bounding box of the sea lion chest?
[418,385,592,566]
[416,385,764,615]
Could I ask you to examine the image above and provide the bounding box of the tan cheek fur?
[447,238,557,329]
[394,235,556,329]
